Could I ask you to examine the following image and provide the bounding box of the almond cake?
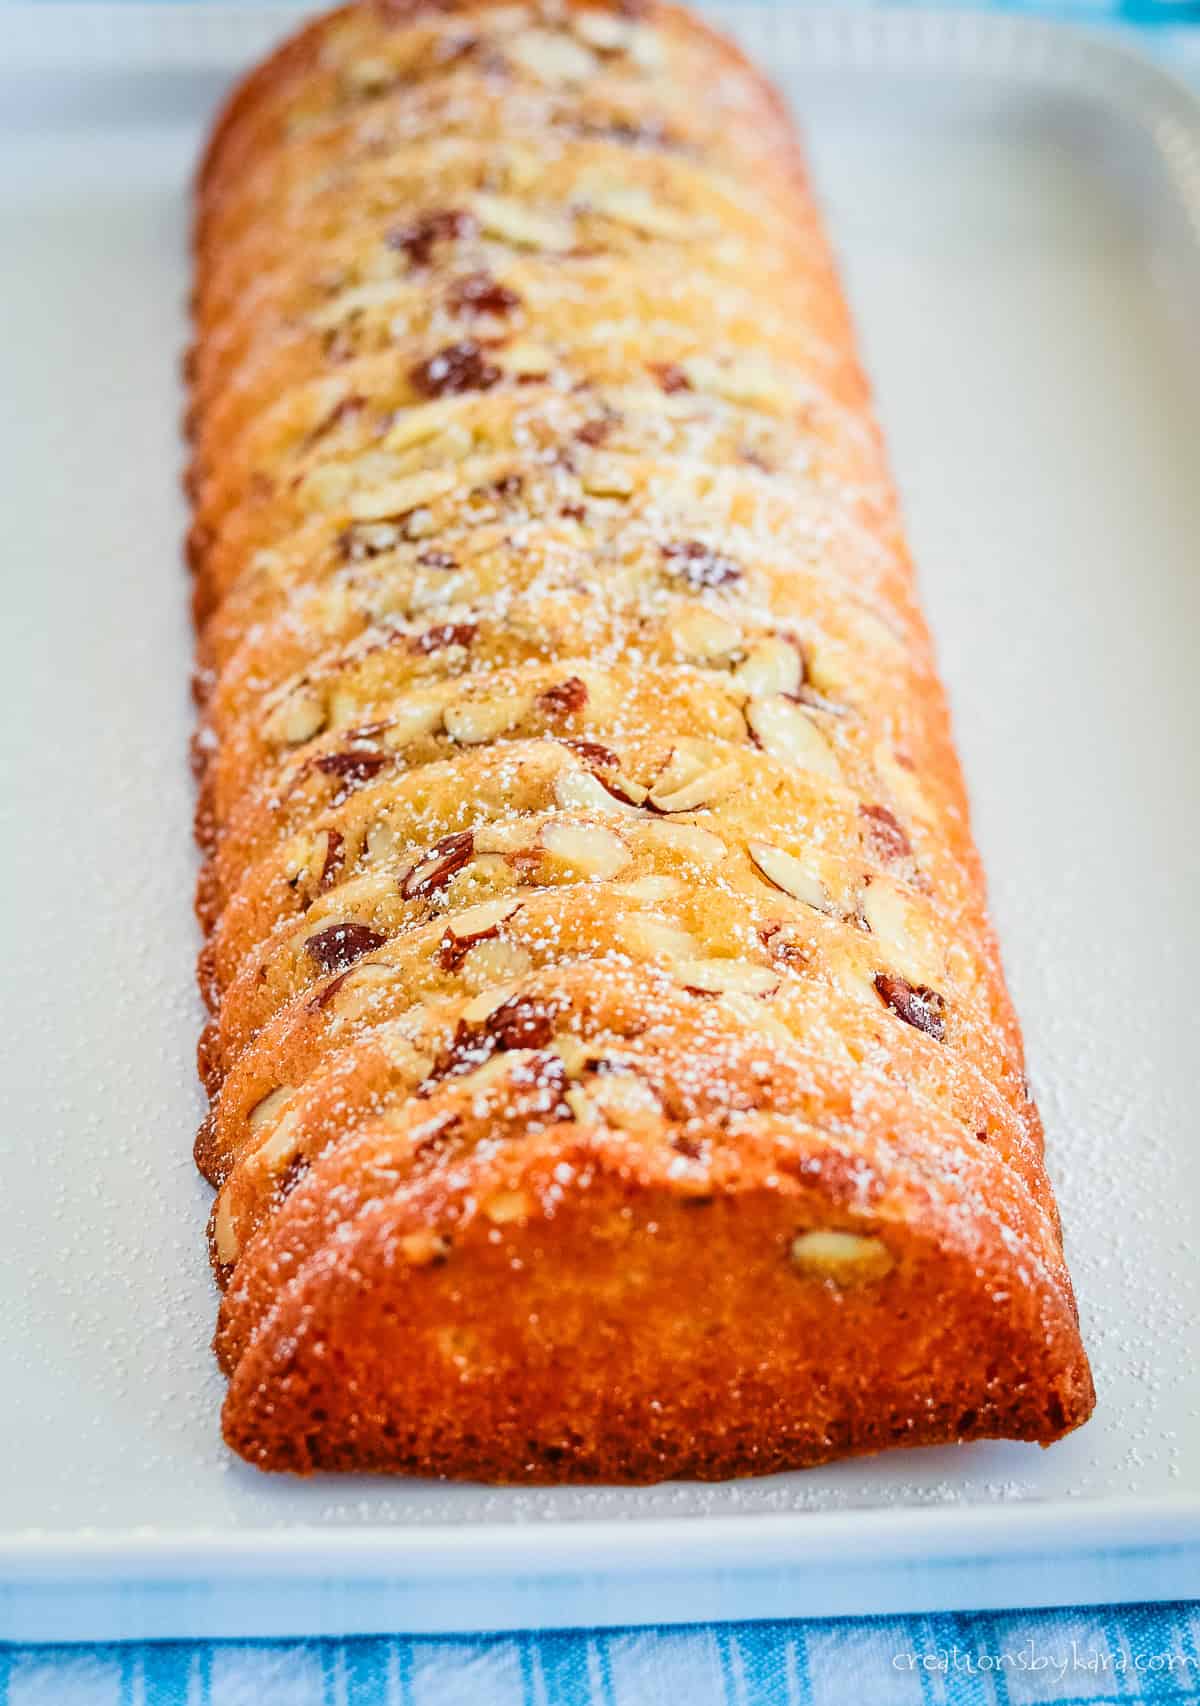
[187,0,1095,1477]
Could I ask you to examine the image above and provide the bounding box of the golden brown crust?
[190,0,1093,1479]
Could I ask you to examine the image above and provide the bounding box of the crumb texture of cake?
[188,0,1094,1479]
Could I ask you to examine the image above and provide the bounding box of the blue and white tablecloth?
[5,0,1200,1697]
[9,1607,1200,1703]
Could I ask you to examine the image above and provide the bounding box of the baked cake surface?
[188,0,1094,1478]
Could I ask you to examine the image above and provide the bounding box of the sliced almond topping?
[745,695,841,779]
[790,1229,894,1285]
[674,606,743,663]
[564,1084,598,1124]
[538,676,588,717]
[618,916,699,963]
[410,340,501,400]
[212,1195,239,1266]
[324,961,397,1023]
[308,386,365,443]
[326,689,370,732]
[300,462,353,509]
[483,1187,534,1224]
[580,181,697,241]
[305,921,388,977]
[311,581,354,632]
[860,877,941,985]
[441,896,522,949]
[873,972,947,1042]
[553,1034,590,1079]
[795,683,847,719]
[263,691,326,747]
[382,397,463,454]
[246,1085,295,1132]
[402,508,438,540]
[733,637,804,698]
[453,1049,536,1095]
[365,817,401,864]
[648,738,739,812]
[597,768,649,808]
[558,735,619,768]
[303,869,391,922]
[826,944,883,1008]
[627,24,665,69]
[572,10,632,51]
[398,1229,451,1266]
[555,768,643,815]
[462,935,532,990]
[303,828,345,893]
[674,958,779,996]
[637,819,725,865]
[424,421,476,466]
[495,139,540,193]
[540,821,630,879]
[347,469,457,522]
[482,993,557,1050]
[444,692,531,745]
[460,983,519,1023]
[509,27,596,83]
[748,841,834,914]
[473,192,574,252]
[401,831,476,899]
[580,457,635,498]
[446,271,522,321]
[680,353,794,413]
[337,521,401,568]
[451,853,514,902]
[859,802,914,866]
[380,693,446,748]
[255,1108,303,1173]
[343,55,398,94]
[502,340,555,380]
[377,1032,435,1080]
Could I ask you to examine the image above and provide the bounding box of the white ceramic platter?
[2,2,1199,1642]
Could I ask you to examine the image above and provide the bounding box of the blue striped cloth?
[4,0,1198,1699]
[8,1607,1200,1702]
